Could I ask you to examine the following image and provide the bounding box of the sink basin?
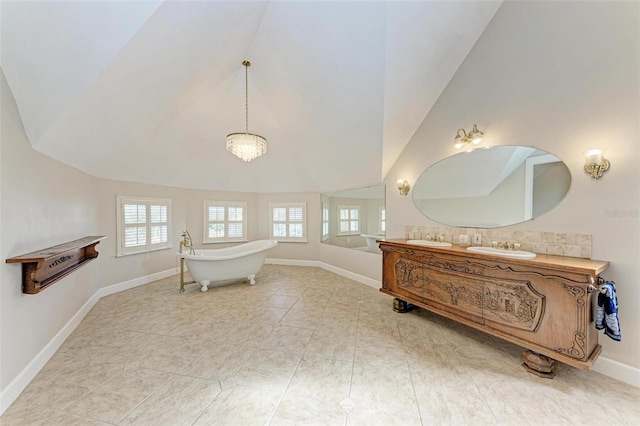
[467,246,536,259]
[406,240,453,248]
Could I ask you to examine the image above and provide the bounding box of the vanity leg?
[522,350,557,379]
[393,298,413,313]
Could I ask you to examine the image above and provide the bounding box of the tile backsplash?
[405,225,592,259]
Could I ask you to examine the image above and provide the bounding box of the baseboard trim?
[97,267,179,298]
[0,267,179,416]
[318,262,381,289]
[266,258,381,289]
[592,355,640,388]
[0,291,101,415]
[265,258,321,267]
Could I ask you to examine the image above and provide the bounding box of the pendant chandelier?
[226,60,267,162]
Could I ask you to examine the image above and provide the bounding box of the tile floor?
[2,265,639,425]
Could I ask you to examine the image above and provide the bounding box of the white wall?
[385,1,639,371]
[0,71,100,393]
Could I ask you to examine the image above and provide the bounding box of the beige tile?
[541,232,556,243]
[119,375,221,425]
[305,330,356,362]
[346,407,422,426]
[397,313,449,345]
[66,368,171,423]
[403,340,460,376]
[5,266,640,426]
[226,320,274,346]
[411,370,496,424]
[479,379,574,425]
[234,348,301,392]
[531,242,547,254]
[17,365,111,410]
[280,307,324,329]
[180,343,255,380]
[264,294,299,309]
[546,244,564,256]
[0,401,57,425]
[271,394,347,426]
[33,412,111,425]
[259,325,315,354]
[438,318,496,348]
[138,335,210,373]
[563,244,582,258]
[354,334,407,368]
[350,362,420,418]
[285,354,352,402]
[356,317,401,339]
[575,233,592,246]
[194,384,281,425]
[455,343,525,383]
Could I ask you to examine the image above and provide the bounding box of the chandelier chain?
[244,61,249,134]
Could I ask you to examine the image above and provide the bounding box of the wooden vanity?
[380,239,610,377]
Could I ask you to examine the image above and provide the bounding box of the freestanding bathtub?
[360,234,384,251]
[177,240,278,292]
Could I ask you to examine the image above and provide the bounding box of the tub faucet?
[179,231,196,293]
[180,231,195,255]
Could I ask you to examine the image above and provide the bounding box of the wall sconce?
[396,179,410,196]
[584,149,610,179]
[454,124,484,149]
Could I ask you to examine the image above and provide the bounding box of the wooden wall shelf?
[6,236,106,294]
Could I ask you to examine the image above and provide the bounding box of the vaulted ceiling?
[1,1,501,193]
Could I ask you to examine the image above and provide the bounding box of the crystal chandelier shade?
[226,132,267,162]
[226,60,267,162]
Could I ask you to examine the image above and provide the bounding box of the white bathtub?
[360,234,384,251]
[178,240,278,292]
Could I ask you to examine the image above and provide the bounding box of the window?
[117,196,171,256]
[322,204,329,241]
[338,205,360,235]
[203,201,247,243]
[270,202,307,242]
[379,206,386,234]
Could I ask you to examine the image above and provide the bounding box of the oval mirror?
[412,146,571,228]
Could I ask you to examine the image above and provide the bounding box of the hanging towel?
[595,281,621,341]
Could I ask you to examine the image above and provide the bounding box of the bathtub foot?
[200,280,210,292]
[248,274,256,285]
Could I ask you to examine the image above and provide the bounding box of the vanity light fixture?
[396,179,410,196]
[226,60,267,162]
[454,124,484,149]
[584,149,610,179]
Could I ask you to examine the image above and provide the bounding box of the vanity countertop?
[380,238,609,276]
